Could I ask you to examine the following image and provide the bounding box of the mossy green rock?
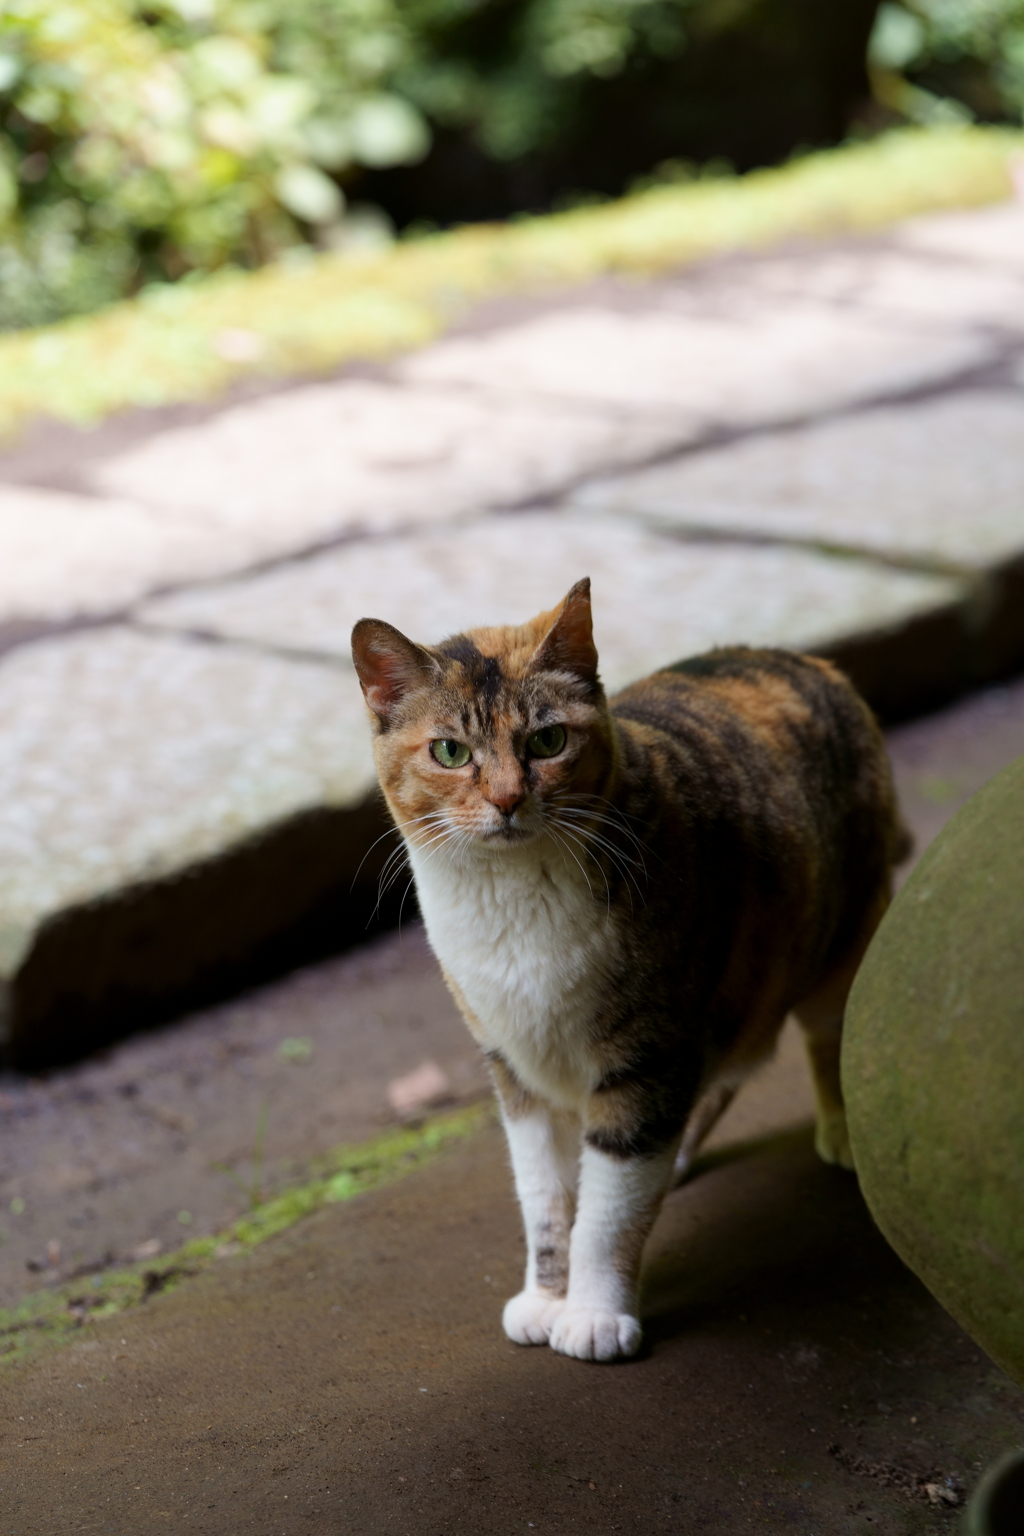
[844,753,1024,1386]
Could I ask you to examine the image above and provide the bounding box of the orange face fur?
[351,578,617,852]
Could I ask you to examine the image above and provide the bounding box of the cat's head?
[351,578,615,848]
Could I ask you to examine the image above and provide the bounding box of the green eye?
[430,739,472,768]
[527,724,566,758]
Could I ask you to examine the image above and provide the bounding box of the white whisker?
[371,816,457,922]
[547,823,604,912]
[547,811,645,912]
[555,804,654,878]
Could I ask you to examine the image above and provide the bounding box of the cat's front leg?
[491,1056,580,1346]
[548,1140,677,1362]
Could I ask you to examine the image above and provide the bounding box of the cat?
[351,578,906,1362]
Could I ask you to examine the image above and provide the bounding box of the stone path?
[1,199,1023,1065]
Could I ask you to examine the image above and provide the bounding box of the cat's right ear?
[532,577,599,688]
[351,619,437,723]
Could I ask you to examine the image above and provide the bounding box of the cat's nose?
[486,788,525,817]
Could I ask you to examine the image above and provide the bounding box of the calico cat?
[351,579,905,1362]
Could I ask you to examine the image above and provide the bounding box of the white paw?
[548,1307,642,1362]
[815,1110,855,1170]
[503,1290,566,1346]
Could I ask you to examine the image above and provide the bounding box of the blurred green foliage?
[397,0,702,164]
[0,0,1021,332]
[374,0,882,228]
[2,0,882,329]
[869,1,1024,125]
[0,0,429,328]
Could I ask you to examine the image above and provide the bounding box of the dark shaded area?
[980,1452,1024,1536]
[359,0,881,226]
[3,1125,1021,1532]
[5,794,411,1072]
[969,556,1024,687]
[817,601,970,725]
[815,555,1024,725]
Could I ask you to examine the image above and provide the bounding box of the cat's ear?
[532,577,598,686]
[351,619,437,721]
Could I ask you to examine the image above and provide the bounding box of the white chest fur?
[408,835,621,1109]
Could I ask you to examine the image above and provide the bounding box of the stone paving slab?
[685,200,1024,330]
[2,205,1018,640]
[570,389,1024,680]
[89,380,678,558]
[138,512,965,697]
[0,628,384,1066]
[0,629,372,936]
[893,199,1024,267]
[0,485,244,631]
[87,293,1000,573]
[698,246,1024,330]
[398,301,994,428]
[570,391,1024,571]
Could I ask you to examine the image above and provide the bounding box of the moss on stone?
[844,752,1024,1386]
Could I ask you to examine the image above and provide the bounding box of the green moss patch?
[0,1100,494,1369]
[1,125,1021,439]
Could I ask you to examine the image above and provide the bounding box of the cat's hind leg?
[795,1002,853,1169]
[671,1080,737,1185]
[795,888,891,1171]
[794,963,860,1169]
[491,1055,580,1346]
[673,1025,791,1185]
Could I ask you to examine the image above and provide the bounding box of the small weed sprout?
[277,1037,314,1064]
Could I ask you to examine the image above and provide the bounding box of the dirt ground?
[2,676,1024,1534]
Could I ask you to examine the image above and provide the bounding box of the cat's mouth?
[481,822,534,845]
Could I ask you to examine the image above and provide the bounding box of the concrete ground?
[4,1123,1024,1536]
[1,675,1023,1534]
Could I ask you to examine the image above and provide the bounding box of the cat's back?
[608,646,902,999]
[610,646,899,858]
[613,647,878,780]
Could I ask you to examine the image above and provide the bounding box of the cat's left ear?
[351,618,438,722]
[532,577,599,687]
